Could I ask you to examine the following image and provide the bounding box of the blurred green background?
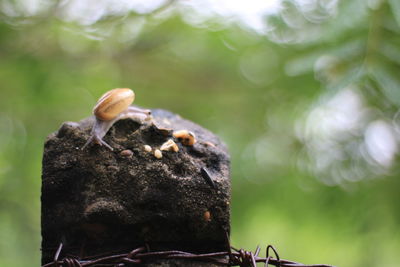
[1,0,400,266]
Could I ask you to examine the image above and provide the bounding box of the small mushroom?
[144,145,152,152]
[160,139,179,152]
[120,149,133,157]
[203,141,216,147]
[154,149,162,159]
[173,130,196,146]
[203,210,211,222]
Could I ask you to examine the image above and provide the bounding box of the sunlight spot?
[297,86,399,184]
[365,120,398,167]
[181,0,282,34]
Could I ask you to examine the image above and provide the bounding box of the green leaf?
[389,0,400,27]
[370,66,400,106]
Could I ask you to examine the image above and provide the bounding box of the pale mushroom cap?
[144,145,152,152]
[154,149,163,159]
[204,210,211,222]
[160,139,179,152]
[93,88,135,121]
[173,130,196,146]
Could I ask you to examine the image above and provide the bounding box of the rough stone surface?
[41,109,230,265]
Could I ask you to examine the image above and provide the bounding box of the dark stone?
[41,109,230,266]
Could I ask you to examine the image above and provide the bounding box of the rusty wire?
[42,241,334,267]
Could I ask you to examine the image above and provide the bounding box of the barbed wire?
[42,241,334,267]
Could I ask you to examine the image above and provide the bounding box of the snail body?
[82,88,151,150]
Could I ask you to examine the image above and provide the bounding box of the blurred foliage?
[0,0,400,266]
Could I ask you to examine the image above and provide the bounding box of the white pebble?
[144,145,152,152]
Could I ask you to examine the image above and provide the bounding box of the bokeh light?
[1,0,400,266]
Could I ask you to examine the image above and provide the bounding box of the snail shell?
[93,88,135,121]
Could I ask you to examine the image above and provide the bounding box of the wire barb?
[43,242,335,267]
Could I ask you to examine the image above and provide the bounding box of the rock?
[41,109,230,266]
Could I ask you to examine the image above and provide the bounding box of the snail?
[82,88,151,151]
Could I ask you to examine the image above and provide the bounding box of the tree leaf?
[389,0,400,27]
[370,66,400,106]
